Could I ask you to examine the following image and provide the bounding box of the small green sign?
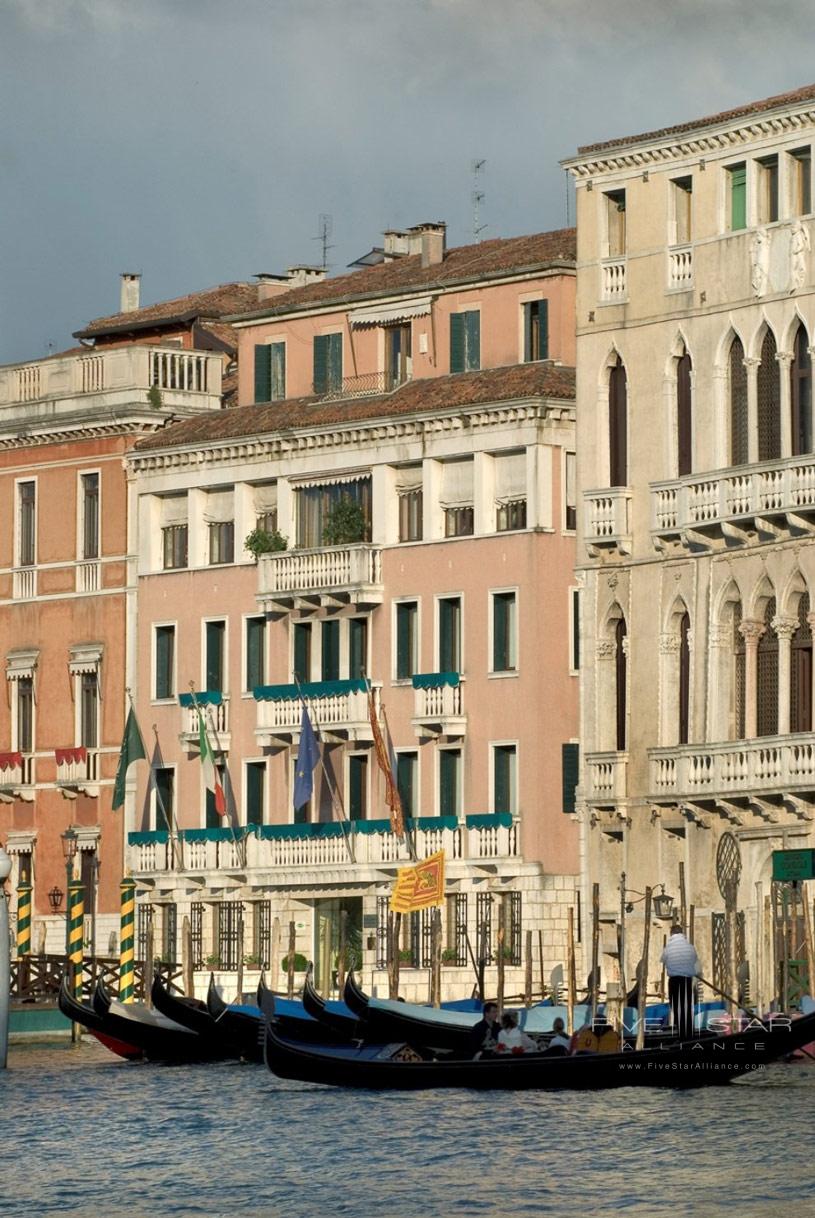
[772,849,815,882]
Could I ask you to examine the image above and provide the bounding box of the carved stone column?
[776,351,793,458]
[772,615,797,735]
[708,623,732,742]
[744,357,761,465]
[739,618,765,739]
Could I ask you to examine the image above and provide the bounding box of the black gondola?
[341,972,495,1054]
[150,973,255,1061]
[87,977,227,1063]
[57,974,143,1061]
[263,1007,815,1091]
[206,977,265,1061]
[301,967,361,1042]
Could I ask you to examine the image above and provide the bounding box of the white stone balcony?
[179,694,230,752]
[257,544,383,611]
[411,676,466,739]
[12,567,36,600]
[254,680,376,746]
[652,456,815,552]
[583,487,632,556]
[668,244,693,290]
[601,257,626,301]
[0,752,34,802]
[127,813,520,885]
[649,734,815,804]
[76,560,101,593]
[584,751,628,805]
[55,748,99,798]
[0,345,223,428]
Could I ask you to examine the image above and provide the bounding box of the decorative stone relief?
[791,221,810,290]
[750,229,770,297]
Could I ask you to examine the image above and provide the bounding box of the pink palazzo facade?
[127,225,582,999]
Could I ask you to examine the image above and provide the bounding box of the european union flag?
[293,706,320,812]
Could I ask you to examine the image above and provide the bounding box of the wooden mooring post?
[590,883,600,1027]
[181,916,194,998]
[635,887,652,1050]
[337,909,348,995]
[496,900,506,1013]
[524,930,533,1007]
[566,907,576,1035]
[287,920,296,1000]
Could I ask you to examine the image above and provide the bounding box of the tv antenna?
[314,213,335,270]
[471,159,486,242]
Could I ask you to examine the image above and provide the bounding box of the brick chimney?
[286,265,327,288]
[120,273,141,313]
[254,273,291,303]
[410,223,446,268]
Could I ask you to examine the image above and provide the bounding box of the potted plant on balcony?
[244,526,288,560]
[243,952,261,968]
[441,947,460,967]
[322,496,368,546]
[205,953,222,967]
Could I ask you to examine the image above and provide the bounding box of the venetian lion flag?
[199,715,226,816]
[390,850,445,914]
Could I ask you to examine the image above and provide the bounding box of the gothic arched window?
[791,324,812,457]
[791,593,812,733]
[757,597,778,736]
[757,330,781,462]
[615,617,627,751]
[609,357,628,487]
[678,612,691,744]
[677,351,693,476]
[729,337,748,466]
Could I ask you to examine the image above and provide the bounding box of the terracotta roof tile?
[576,82,815,156]
[231,229,576,321]
[76,282,260,339]
[134,362,575,453]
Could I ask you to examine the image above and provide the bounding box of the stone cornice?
[0,417,168,451]
[128,397,576,474]
[565,109,815,179]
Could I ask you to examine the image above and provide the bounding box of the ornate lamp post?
[0,844,12,1069]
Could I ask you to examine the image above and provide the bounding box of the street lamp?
[48,887,64,913]
[61,828,78,957]
[0,843,12,1069]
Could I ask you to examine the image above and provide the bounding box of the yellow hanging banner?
[390,850,445,914]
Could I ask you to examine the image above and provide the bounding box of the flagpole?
[362,672,417,863]
[187,684,242,855]
[292,676,355,864]
[148,721,183,871]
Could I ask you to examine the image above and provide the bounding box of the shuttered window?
[154,768,173,832]
[18,481,35,567]
[321,620,340,682]
[757,330,781,462]
[246,762,265,826]
[729,337,748,465]
[16,678,33,754]
[254,344,271,403]
[615,618,627,751]
[562,742,579,814]
[349,617,367,680]
[205,620,226,693]
[449,311,480,373]
[523,300,549,362]
[80,673,98,749]
[348,754,368,820]
[313,333,343,394]
[733,605,746,740]
[492,591,516,673]
[293,622,312,683]
[396,601,418,679]
[245,617,265,690]
[155,625,175,700]
[608,359,628,487]
[396,752,417,819]
[438,597,461,673]
[206,768,226,828]
[493,744,516,814]
[676,351,693,476]
[439,749,461,818]
[729,163,747,231]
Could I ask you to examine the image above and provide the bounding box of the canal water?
[2,1040,814,1217]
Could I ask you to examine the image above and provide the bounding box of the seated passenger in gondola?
[496,1011,537,1054]
[468,1001,501,1058]
[546,1017,571,1054]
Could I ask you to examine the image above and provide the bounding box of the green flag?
[112,706,147,810]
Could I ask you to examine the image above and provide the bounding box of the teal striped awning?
[253,679,367,702]
[178,691,223,707]
[411,672,460,690]
[465,813,513,830]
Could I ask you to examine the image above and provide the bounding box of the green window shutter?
[206,785,220,829]
[730,166,747,231]
[396,602,416,679]
[465,311,480,370]
[439,597,460,673]
[293,622,311,683]
[246,762,265,826]
[349,755,367,819]
[246,617,265,690]
[349,617,367,680]
[328,333,343,392]
[538,299,549,360]
[450,313,465,373]
[562,742,579,814]
[270,343,286,401]
[205,621,225,693]
[321,620,340,681]
[523,303,532,363]
[439,750,460,817]
[494,745,514,814]
[155,626,174,700]
[492,593,515,672]
[155,769,173,832]
[254,344,272,404]
[313,335,329,394]
[396,753,416,818]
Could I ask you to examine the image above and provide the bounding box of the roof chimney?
[286,265,327,288]
[254,273,291,302]
[382,229,410,260]
[120,273,141,313]
[410,223,446,268]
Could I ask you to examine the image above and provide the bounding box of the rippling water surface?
[2,1040,815,1217]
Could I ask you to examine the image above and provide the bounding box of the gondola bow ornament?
[390,850,445,913]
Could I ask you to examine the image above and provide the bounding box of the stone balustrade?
[584,751,628,803]
[649,734,815,801]
[601,257,626,301]
[257,543,383,610]
[583,487,632,556]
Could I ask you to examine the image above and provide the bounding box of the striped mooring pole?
[67,879,84,1001]
[119,877,136,1003]
[16,882,32,957]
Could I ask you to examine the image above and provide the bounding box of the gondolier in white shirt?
[661,925,700,1041]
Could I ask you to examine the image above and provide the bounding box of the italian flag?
[199,715,226,816]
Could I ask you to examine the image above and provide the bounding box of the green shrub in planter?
[441,948,460,965]
[281,952,307,973]
[245,526,288,559]
[322,496,368,546]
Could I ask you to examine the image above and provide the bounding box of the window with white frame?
[756,154,779,224]
[245,617,266,691]
[791,147,812,216]
[396,465,423,542]
[154,624,176,700]
[348,753,368,820]
[396,751,418,819]
[205,489,235,565]
[253,482,278,537]
[440,459,474,537]
[79,472,100,560]
[492,743,517,815]
[670,177,693,245]
[245,760,266,826]
[438,596,462,674]
[564,451,577,531]
[491,590,517,674]
[438,748,461,818]
[394,601,419,680]
[161,495,188,570]
[69,645,102,750]
[494,450,526,533]
[295,476,371,548]
[604,189,626,256]
[17,481,36,567]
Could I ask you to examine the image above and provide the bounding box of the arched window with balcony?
[729,337,748,466]
[791,323,813,456]
[615,616,627,750]
[791,593,812,733]
[678,612,691,744]
[609,356,628,487]
[757,597,778,736]
[733,603,746,739]
[757,330,781,462]
[677,349,693,476]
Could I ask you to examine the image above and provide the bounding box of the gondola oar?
[699,974,815,1063]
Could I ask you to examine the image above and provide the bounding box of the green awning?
[253,679,368,702]
[465,813,513,830]
[178,691,223,707]
[411,672,460,690]
[128,831,169,845]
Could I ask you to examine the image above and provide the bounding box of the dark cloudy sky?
[2,0,814,364]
